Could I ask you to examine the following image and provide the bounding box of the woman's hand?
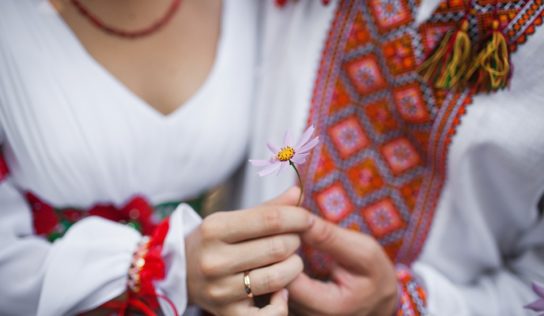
[185,187,313,315]
[288,215,398,316]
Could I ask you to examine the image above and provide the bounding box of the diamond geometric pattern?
[301,0,544,277]
[345,55,387,94]
[347,158,384,196]
[369,0,412,32]
[362,198,406,238]
[381,137,421,175]
[393,85,430,123]
[315,182,355,222]
[329,117,370,158]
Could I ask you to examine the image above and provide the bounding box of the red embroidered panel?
[301,0,544,277]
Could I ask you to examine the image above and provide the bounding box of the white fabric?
[241,0,544,315]
[415,0,441,25]
[0,0,256,315]
[157,204,202,315]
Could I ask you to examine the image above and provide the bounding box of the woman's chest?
[0,46,252,207]
[49,0,223,116]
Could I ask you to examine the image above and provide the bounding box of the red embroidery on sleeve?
[396,264,427,315]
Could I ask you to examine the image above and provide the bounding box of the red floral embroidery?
[89,196,156,235]
[29,194,159,240]
[27,192,59,236]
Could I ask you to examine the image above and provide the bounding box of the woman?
[0,0,307,315]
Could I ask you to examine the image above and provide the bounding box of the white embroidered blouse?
[0,0,256,315]
[240,0,544,315]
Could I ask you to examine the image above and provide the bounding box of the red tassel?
[136,219,170,309]
[101,294,157,316]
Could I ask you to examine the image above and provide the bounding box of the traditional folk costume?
[241,0,544,314]
[0,0,257,315]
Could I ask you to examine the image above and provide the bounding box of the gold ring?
[243,271,253,298]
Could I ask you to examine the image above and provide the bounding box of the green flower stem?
[289,160,304,207]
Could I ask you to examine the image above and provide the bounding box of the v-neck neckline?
[44,0,227,123]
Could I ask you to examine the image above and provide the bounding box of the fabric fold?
[156,203,202,315]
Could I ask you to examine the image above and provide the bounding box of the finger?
[207,205,313,243]
[301,215,376,273]
[257,289,289,316]
[244,254,303,297]
[263,186,301,206]
[222,289,289,316]
[287,272,342,315]
[214,255,303,303]
[220,234,300,275]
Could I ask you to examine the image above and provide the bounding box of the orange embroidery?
[301,0,544,279]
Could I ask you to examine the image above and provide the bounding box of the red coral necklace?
[70,0,182,39]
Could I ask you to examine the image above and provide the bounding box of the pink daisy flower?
[249,125,320,206]
[249,125,319,177]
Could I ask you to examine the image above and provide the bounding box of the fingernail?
[282,289,289,301]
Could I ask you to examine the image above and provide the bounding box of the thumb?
[264,186,302,206]
[301,216,373,274]
[288,272,341,313]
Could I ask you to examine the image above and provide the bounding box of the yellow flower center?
[277,146,295,162]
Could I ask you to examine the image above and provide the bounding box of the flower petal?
[277,161,288,175]
[534,283,544,298]
[296,125,315,149]
[296,136,320,154]
[283,130,294,147]
[267,143,280,155]
[525,299,544,311]
[291,153,309,165]
[249,159,273,167]
[257,161,281,177]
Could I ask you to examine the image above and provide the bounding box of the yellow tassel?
[418,20,472,90]
[465,20,511,92]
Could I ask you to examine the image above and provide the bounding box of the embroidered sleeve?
[396,264,428,316]
[100,219,179,315]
